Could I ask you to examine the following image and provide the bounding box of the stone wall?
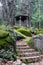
[33,34,43,53]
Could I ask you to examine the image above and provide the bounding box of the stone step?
[16,40,42,63]
[16,47,30,50]
[17,49,35,53]
[18,52,40,57]
[40,55,43,59]
[27,61,43,65]
[16,41,27,45]
[16,45,28,47]
[20,56,41,62]
[16,46,30,49]
[16,44,27,46]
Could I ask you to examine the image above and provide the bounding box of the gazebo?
[15,12,29,27]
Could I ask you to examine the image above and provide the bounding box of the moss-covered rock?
[13,26,20,30]
[17,27,31,36]
[0,30,9,38]
[14,26,24,29]
[14,29,26,40]
[0,30,16,61]
[0,30,12,48]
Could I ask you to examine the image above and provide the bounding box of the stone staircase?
[16,40,43,63]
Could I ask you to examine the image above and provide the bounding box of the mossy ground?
[0,25,43,61]
[0,29,17,61]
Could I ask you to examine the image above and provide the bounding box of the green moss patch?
[38,28,43,34]
[0,29,17,61]
[17,27,31,36]
[0,30,9,38]
[14,29,26,39]
[26,38,33,46]
[13,26,20,30]
[30,28,43,35]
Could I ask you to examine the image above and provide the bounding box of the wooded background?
[0,0,43,28]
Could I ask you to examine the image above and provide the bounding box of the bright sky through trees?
[0,2,2,7]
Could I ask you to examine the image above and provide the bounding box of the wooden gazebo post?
[19,16,21,26]
[26,16,29,27]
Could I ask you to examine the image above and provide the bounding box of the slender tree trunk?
[2,0,15,25]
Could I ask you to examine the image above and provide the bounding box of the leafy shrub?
[39,28,43,34]
[30,27,39,35]
[6,36,13,43]
[6,25,13,31]
[0,25,13,31]
[0,25,7,30]
[32,28,43,35]
[0,49,16,61]
[36,28,43,34]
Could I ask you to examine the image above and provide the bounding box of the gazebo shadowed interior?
[15,14,29,27]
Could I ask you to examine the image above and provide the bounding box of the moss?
[26,38,33,46]
[17,27,31,36]
[0,39,7,49]
[39,28,43,31]
[0,37,13,49]
[36,28,43,34]
[13,26,24,30]
[14,29,26,39]
[14,26,20,30]
[31,28,43,35]
[0,30,9,38]
[38,31,43,34]
[0,30,14,49]
[5,36,13,43]
[23,58,36,64]
[0,39,7,45]
[0,27,17,61]
[0,30,9,49]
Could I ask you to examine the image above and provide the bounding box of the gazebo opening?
[15,14,29,27]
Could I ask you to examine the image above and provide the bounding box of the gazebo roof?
[15,12,28,17]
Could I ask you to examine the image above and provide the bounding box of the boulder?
[33,34,43,53]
